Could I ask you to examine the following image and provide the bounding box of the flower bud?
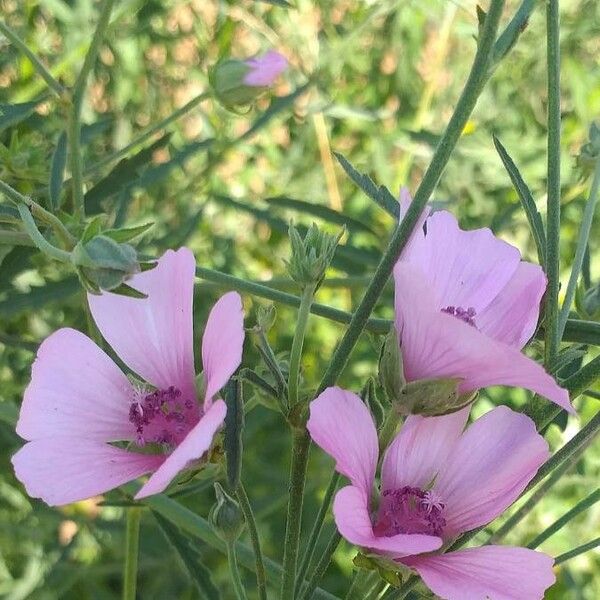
[209,483,245,544]
[256,304,277,332]
[286,223,344,288]
[396,377,476,417]
[209,51,287,109]
[378,326,405,403]
[71,235,140,294]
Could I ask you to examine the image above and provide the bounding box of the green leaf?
[0,277,79,318]
[153,512,222,600]
[493,135,546,265]
[266,196,377,236]
[102,222,154,243]
[108,282,147,299]
[81,215,106,243]
[492,0,535,67]
[48,132,67,211]
[256,0,292,6]
[0,100,40,132]
[333,152,399,218]
[224,378,244,490]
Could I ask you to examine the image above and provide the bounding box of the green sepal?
[397,377,476,416]
[352,552,413,588]
[378,325,405,403]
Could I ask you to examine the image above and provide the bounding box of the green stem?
[381,576,418,600]
[558,158,600,336]
[288,284,316,409]
[0,179,76,248]
[86,91,211,175]
[544,0,562,365]
[0,20,65,97]
[227,541,248,600]
[298,530,342,600]
[236,484,267,600]
[316,0,506,395]
[527,488,600,550]
[122,507,142,600]
[295,472,340,595]
[16,204,71,262]
[0,230,35,246]
[68,0,116,220]
[555,537,600,565]
[280,427,311,599]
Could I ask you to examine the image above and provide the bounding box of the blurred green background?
[0,0,599,598]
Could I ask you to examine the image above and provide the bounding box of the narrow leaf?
[224,377,244,490]
[102,222,154,243]
[49,132,68,210]
[0,100,40,132]
[0,277,79,318]
[493,135,546,265]
[153,512,222,600]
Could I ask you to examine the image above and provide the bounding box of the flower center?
[128,386,196,448]
[441,305,477,327]
[373,486,446,538]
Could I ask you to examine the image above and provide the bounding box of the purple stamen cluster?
[374,486,446,538]
[441,305,477,327]
[128,386,194,447]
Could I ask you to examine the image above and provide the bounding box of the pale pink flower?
[394,191,573,413]
[243,51,288,87]
[307,387,556,600]
[12,248,245,506]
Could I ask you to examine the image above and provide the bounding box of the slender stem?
[288,284,316,409]
[68,0,115,219]
[0,20,65,96]
[295,472,341,594]
[316,0,506,395]
[298,531,342,600]
[17,204,71,262]
[0,179,76,248]
[280,427,312,599]
[527,488,600,550]
[558,158,600,336]
[382,576,418,600]
[555,537,600,565]
[227,541,248,600]
[240,368,280,402]
[544,0,562,365]
[236,484,267,600]
[122,508,142,600]
[85,91,211,175]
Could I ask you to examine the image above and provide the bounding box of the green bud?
[71,235,140,294]
[360,377,384,428]
[256,304,277,332]
[352,552,412,587]
[397,377,476,416]
[378,326,405,403]
[210,59,257,108]
[577,122,600,178]
[286,222,344,288]
[209,482,245,544]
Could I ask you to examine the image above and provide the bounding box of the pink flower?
[307,387,556,600]
[394,191,573,413]
[243,51,288,87]
[11,248,245,506]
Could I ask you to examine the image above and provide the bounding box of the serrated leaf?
[0,100,40,132]
[153,512,221,600]
[333,152,399,218]
[102,222,154,243]
[266,196,376,236]
[49,132,67,211]
[493,135,546,266]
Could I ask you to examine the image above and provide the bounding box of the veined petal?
[402,546,555,600]
[16,328,135,443]
[381,407,469,493]
[333,486,442,559]
[88,248,196,399]
[135,399,226,499]
[201,292,245,409]
[477,261,546,349]
[12,438,163,506]
[307,387,378,496]
[433,407,549,537]
[394,263,574,413]
[401,210,521,313]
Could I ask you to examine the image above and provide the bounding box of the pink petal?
[401,211,521,313]
[88,248,196,399]
[477,262,546,349]
[381,407,469,493]
[307,387,378,496]
[433,407,549,537]
[135,399,226,499]
[12,437,163,506]
[402,546,555,600]
[243,51,288,87]
[333,485,442,559]
[16,328,135,442]
[201,292,245,409]
[394,263,574,413]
